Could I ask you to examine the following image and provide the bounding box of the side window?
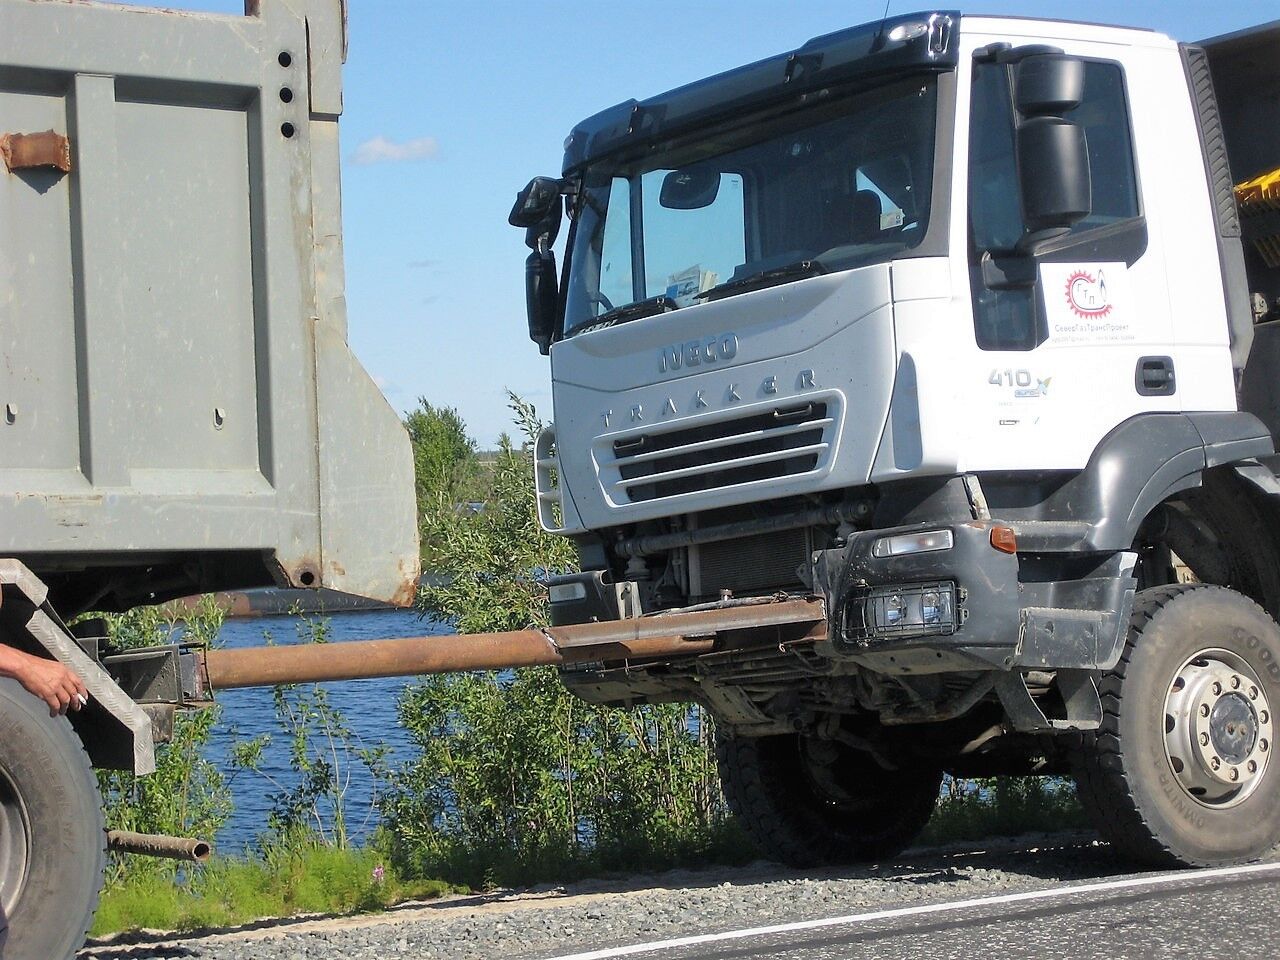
[1071,63,1140,230]
[969,61,1038,350]
[597,177,634,314]
[969,57,1140,351]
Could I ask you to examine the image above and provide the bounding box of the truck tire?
[0,678,105,960]
[1073,584,1280,866]
[715,729,939,866]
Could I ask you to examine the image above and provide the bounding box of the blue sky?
[127,1,1273,444]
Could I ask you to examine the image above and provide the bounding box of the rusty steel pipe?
[108,830,212,862]
[199,598,826,691]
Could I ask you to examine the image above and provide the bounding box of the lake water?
[207,609,447,853]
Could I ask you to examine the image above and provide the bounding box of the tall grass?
[92,835,457,935]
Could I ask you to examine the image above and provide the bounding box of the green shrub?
[94,596,232,885]
[385,395,744,888]
[923,775,1088,844]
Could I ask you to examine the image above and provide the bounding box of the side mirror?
[660,167,721,209]
[1012,53,1090,247]
[509,176,564,229]
[525,249,558,355]
[1016,117,1090,236]
[1015,54,1084,116]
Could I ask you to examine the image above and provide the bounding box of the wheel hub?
[1164,649,1273,807]
[0,766,30,921]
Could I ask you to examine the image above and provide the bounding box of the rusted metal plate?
[1,129,70,173]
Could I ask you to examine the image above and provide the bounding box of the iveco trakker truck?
[512,12,1280,870]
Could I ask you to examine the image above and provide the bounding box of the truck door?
[957,37,1185,471]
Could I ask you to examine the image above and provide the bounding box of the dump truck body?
[0,0,418,615]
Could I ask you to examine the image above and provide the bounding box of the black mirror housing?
[1017,116,1091,235]
[1015,55,1085,116]
[509,176,564,229]
[525,250,558,355]
[660,167,721,209]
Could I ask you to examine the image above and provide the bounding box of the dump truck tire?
[0,678,106,960]
[1074,584,1280,866]
[715,729,939,866]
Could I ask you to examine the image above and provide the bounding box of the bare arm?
[0,644,88,717]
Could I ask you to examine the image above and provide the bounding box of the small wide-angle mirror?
[509,176,563,228]
[1015,54,1085,117]
[659,167,721,209]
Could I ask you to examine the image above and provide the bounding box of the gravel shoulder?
[78,832,1132,960]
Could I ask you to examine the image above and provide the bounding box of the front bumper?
[814,521,1137,674]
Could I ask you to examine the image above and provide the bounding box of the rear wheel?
[1074,584,1280,866]
[0,677,105,960]
[715,729,940,866]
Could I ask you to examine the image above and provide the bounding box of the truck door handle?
[1136,356,1176,396]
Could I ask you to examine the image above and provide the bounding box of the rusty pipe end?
[108,830,212,862]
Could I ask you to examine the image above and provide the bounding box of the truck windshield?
[563,75,939,337]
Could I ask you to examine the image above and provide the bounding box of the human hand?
[16,656,89,717]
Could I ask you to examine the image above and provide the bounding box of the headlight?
[871,529,954,559]
[845,582,959,643]
[549,581,588,603]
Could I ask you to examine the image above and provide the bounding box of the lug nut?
[1248,760,1258,774]
[1232,675,1242,689]
[1262,739,1270,753]
[1213,682,1223,696]
[1262,711,1271,724]
[1200,732,1210,746]
[1230,767,1240,781]
[1201,704,1211,718]
[1211,757,1222,770]
[1251,686,1259,700]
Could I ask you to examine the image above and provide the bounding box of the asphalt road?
[544,862,1280,960]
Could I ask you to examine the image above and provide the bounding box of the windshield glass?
[563,76,939,337]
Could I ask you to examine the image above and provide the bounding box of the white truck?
[513,12,1280,870]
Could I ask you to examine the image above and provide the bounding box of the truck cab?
[515,13,1280,868]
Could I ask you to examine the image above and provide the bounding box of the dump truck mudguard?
[977,411,1274,552]
[0,561,154,775]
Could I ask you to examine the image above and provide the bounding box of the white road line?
[546,860,1280,960]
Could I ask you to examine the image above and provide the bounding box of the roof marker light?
[888,22,929,43]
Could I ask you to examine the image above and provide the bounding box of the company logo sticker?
[1065,269,1112,319]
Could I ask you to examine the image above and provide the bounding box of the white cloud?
[349,135,439,166]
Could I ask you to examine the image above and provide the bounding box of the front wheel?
[0,677,105,960]
[1074,584,1280,866]
[715,729,940,866]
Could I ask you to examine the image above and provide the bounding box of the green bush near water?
[383,395,748,887]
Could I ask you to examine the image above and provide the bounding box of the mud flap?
[0,560,154,774]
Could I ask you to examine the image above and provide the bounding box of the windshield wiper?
[576,295,679,334]
[695,260,825,303]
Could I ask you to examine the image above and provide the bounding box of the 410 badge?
[988,368,1052,398]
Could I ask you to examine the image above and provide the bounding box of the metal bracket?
[995,668,1102,732]
[0,130,71,173]
[102,644,205,706]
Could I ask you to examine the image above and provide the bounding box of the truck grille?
[605,399,836,504]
